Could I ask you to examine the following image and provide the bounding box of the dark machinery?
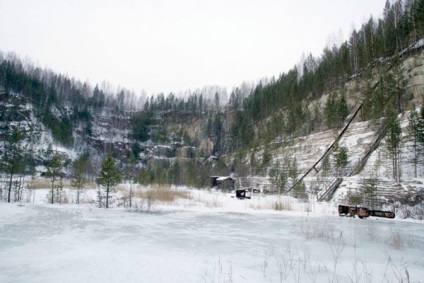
[338,205,395,219]
[236,189,251,199]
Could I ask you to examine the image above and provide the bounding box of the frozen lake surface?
[0,203,423,282]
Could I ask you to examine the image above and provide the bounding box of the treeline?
[0,53,158,145]
[231,0,424,150]
[135,158,230,188]
[0,54,144,112]
[0,52,233,147]
[0,53,231,117]
[142,85,229,114]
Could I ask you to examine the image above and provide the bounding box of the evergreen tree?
[292,181,307,200]
[269,160,288,195]
[46,153,62,204]
[288,157,298,181]
[205,118,212,137]
[136,168,153,185]
[288,157,307,199]
[2,126,26,203]
[333,144,349,177]
[324,92,337,128]
[321,154,331,178]
[214,92,220,111]
[71,154,89,204]
[408,105,424,177]
[154,167,167,185]
[132,111,152,142]
[362,78,387,120]
[362,177,378,209]
[337,94,349,127]
[262,143,271,170]
[185,159,199,187]
[384,70,408,113]
[269,160,279,192]
[212,114,223,155]
[124,151,137,207]
[311,103,322,132]
[249,151,256,175]
[384,110,402,181]
[168,161,181,185]
[324,92,349,129]
[99,152,122,209]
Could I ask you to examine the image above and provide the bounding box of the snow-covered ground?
[1,187,423,283]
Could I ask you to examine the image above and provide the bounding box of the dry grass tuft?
[249,199,274,210]
[273,198,292,211]
[25,178,71,189]
[115,184,129,192]
[25,178,98,190]
[139,185,191,203]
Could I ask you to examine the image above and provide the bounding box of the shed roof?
[216,176,234,181]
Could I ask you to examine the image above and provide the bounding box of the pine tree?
[362,177,378,209]
[333,144,349,177]
[288,157,298,181]
[99,152,122,209]
[71,154,88,204]
[262,143,271,171]
[185,159,198,187]
[168,161,181,185]
[269,160,288,195]
[337,94,349,127]
[212,114,223,155]
[46,153,62,204]
[132,111,152,142]
[2,126,26,203]
[124,152,137,207]
[321,154,331,178]
[287,157,307,199]
[384,110,402,181]
[249,151,256,175]
[324,92,337,128]
[408,105,424,177]
[384,69,408,114]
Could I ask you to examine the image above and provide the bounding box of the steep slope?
[232,49,424,207]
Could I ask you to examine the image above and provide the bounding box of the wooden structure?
[210,176,235,190]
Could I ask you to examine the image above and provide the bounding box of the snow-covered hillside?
[241,108,424,206]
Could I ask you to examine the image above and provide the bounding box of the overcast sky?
[0,0,386,95]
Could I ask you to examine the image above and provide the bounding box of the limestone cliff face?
[404,52,424,105]
[110,49,424,174]
[1,48,423,184]
[310,50,424,121]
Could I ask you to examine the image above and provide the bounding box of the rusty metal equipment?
[338,205,395,219]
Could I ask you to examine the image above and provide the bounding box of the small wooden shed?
[210,176,235,190]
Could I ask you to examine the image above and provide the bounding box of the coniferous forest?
[1,0,424,192]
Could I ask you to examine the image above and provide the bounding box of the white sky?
[0,0,386,95]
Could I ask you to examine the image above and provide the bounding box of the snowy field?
[0,188,423,283]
